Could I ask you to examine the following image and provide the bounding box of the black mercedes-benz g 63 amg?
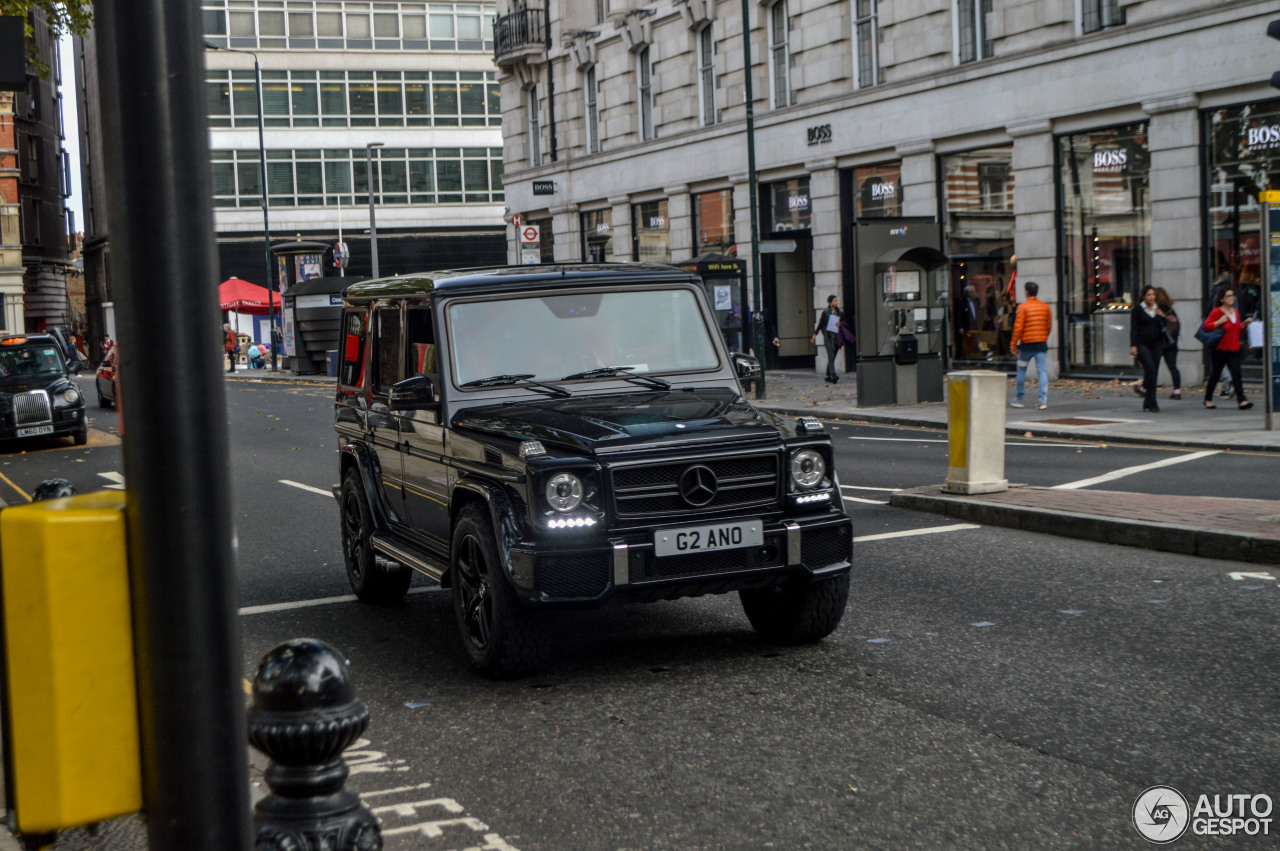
[333,264,852,677]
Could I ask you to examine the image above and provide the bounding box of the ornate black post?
[248,639,382,851]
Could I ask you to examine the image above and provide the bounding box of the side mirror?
[67,360,83,375]
[730,352,761,381]
[389,374,439,410]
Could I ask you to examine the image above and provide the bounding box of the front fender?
[451,478,530,590]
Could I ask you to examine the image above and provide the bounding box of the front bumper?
[508,513,853,605]
[0,407,85,442]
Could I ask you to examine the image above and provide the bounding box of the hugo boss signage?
[1245,123,1280,152]
[1092,148,1128,173]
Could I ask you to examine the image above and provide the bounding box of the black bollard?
[248,639,382,851]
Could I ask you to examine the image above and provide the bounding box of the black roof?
[341,262,700,303]
[1,333,58,346]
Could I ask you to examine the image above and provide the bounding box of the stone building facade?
[495,0,1279,385]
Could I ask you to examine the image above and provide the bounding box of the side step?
[371,534,448,584]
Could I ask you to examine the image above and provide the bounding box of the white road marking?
[843,496,888,505]
[361,783,435,798]
[854,523,980,543]
[1228,572,1276,582]
[848,436,1096,448]
[280,479,333,496]
[848,436,947,443]
[841,485,901,492]
[238,586,438,616]
[98,471,126,490]
[1051,450,1219,490]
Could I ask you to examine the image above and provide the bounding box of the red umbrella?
[218,277,276,315]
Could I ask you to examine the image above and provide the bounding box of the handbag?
[1193,325,1224,348]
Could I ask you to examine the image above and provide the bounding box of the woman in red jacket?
[1202,287,1253,410]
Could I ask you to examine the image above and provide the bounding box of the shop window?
[955,0,993,64]
[1204,99,1280,381]
[1058,123,1151,371]
[536,219,555,264]
[767,178,810,233]
[694,189,734,254]
[768,1,790,109]
[698,25,716,126]
[637,46,655,141]
[632,200,670,262]
[853,163,900,218]
[854,0,880,89]
[1081,0,1124,35]
[942,146,1015,364]
[582,209,614,262]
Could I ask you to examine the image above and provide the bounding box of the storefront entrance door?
[769,235,816,366]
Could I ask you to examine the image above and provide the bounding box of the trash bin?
[326,350,339,377]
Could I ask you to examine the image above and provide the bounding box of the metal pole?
[96,2,251,848]
[253,54,278,371]
[366,142,383,278]
[741,0,765,399]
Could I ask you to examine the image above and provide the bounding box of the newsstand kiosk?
[851,219,949,406]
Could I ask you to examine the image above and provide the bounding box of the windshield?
[0,346,65,379]
[447,288,721,387]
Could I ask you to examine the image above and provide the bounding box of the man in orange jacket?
[1010,280,1051,409]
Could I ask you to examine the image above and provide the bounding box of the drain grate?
[1033,418,1124,426]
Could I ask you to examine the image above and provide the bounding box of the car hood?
[0,374,73,395]
[452,387,789,452]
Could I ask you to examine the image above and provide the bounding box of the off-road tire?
[450,505,544,679]
[740,574,850,644]
[340,469,411,604]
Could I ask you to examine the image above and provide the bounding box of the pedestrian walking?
[1201,287,1253,410]
[1009,280,1051,409]
[1129,285,1165,413]
[224,323,238,373]
[1154,287,1181,399]
[810,294,844,383]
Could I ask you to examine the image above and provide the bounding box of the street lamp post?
[366,142,384,278]
[205,40,277,370]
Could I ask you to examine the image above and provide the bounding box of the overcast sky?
[60,33,84,230]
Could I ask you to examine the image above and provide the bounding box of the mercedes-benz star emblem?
[678,465,718,507]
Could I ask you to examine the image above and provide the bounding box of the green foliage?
[0,2,94,80]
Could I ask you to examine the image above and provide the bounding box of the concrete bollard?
[248,639,382,851]
[943,371,1008,494]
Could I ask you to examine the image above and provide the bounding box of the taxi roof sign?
[1,337,29,346]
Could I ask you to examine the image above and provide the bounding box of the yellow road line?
[0,469,31,502]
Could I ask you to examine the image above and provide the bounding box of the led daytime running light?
[547,516,597,529]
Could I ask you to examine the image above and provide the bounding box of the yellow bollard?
[1,492,142,834]
[943,371,1009,494]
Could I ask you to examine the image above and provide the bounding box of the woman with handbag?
[810,294,844,383]
[1129,285,1165,413]
[1200,287,1253,410]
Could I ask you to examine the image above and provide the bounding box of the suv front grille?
[611,453,779,519]
[12,391,52,427]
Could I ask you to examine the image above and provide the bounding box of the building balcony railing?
[493,8,546,67]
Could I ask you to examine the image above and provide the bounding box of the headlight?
[545,472,584,513]
[790,449,826,490]
[62,388,80,404]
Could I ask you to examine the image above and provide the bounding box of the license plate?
[17,425,53,438]
[654,520,763,558]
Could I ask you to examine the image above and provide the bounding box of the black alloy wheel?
[340,469,410,604]
[450,505,543,678]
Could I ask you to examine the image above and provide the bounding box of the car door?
[399,304,451,547]
[368,304,410,526]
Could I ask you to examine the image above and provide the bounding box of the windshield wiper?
[459,373,570,398]
[560,366,670,390]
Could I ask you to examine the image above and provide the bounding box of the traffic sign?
[520,225,540,247]
[511,214,522,228]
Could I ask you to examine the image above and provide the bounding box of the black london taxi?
[333,264,852,677]
[0,334,88,447]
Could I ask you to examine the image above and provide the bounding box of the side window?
[405,305,438,376]
[339,309,367,388]
[372,306,403,395]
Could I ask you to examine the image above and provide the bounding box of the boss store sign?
[1092,147,1129,173]
[1245,123,1280,152]
[769,177,812,232]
